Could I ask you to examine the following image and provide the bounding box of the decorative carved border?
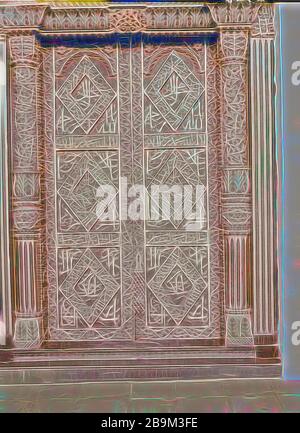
[0,2,266,33]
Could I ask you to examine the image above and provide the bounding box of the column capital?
[208,1,261,29]
[219,30,249,62]
[0,5,46,30]
[251,3,275,38]
[9,35,38,66]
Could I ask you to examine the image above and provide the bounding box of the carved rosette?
[111,9,146,33]
[218,24,254,346]
[9,35,43,349]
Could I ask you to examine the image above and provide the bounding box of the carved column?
[219,29,254,346]
[9,35,43,348]
[0,35,12,345]
[250,5,277,341]
[209,2,260,346]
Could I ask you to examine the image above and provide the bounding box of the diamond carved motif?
[72,171,101,212]
[56,56,116,134]
[59,249,120,326]
[76,268,104,298]
[57,151,118,232]
[145,51,204,131]
[147,248,208,325]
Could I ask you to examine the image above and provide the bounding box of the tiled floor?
[0,379,300,412]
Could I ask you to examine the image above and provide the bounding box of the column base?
[225,311,254,347]
[13,317,42,349]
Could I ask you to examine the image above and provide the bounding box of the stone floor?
[0,379,300,412]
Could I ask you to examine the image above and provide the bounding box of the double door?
[43,35,222,346]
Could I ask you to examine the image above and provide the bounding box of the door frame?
[0,2,281,381]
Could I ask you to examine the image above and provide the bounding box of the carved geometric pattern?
[43,8,109,31]
[135,40,222,341]
[144,51,204,131]
[56,56,116,135]
[111,9,146,33]
[146,246,209,327]
[13,208,40,231]
[43,44,135,341]
[0,6,46,28]
[58,248,121,328]
[222,205,251,229]
[44,37,222,343]
[145,148,207,231]
[57,151,118,233]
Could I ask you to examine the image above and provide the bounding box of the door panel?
[43,36,222,345]
[135,38,221,341]
[44,42,135,342]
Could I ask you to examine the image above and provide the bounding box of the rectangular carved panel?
[44,42,134,342]
[134,38,222,341]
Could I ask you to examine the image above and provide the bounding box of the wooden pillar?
[9,35,43,348]
[0,34,12,346]
[209,1,261,346]
[219,29,254,346]
[250,4,278,343]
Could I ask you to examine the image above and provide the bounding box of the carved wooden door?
[43,35,222,347]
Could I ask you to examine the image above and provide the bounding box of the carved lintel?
[0,4,216,33]
[0,2,270,35]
